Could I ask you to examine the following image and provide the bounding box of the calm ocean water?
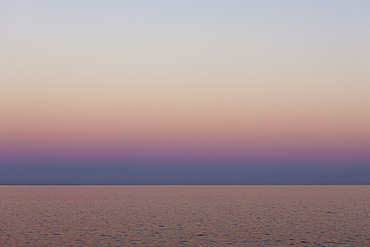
[1,185,369,246]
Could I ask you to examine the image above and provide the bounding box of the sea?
[1,185,369,246]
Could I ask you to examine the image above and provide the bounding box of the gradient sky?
[1,1,369,184]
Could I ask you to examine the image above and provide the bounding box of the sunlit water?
[1,185,369,246]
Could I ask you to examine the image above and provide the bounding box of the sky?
[1,0,369,184]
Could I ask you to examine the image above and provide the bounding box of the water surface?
[1,185,369,246]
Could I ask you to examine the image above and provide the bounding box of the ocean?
[1,185,369,246]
